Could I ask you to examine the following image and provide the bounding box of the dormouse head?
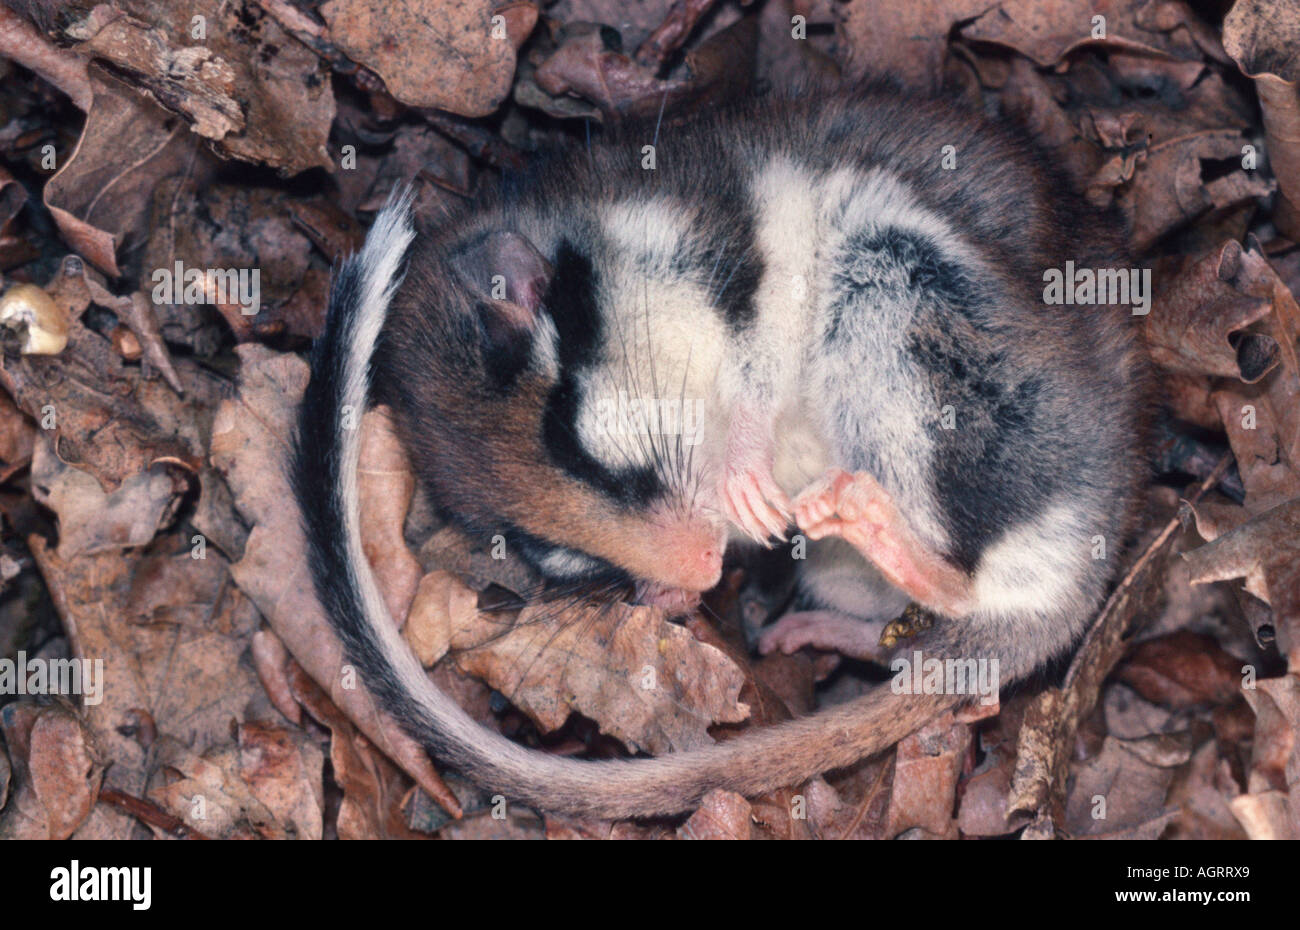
[377,204,740,600]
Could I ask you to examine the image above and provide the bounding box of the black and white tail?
[291,193,962,818]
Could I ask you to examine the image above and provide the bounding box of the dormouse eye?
[533,546,607,581]
[512,532,621,584]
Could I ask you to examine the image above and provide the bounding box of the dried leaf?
[1065,736,1177,837]
[1165,740,1249,840]
[403,570,479,667]
[1146,241,1278,382]
[885,712,968,837]
[321,0,522,117]
[1224,0,1300,240]
[251,629,302,727]
[30,435,189,558]
[23,531,262,838]
[677,789,753,839]
[286,660,433,839]
[235,721,324,840]
[72,0,336,173]
[1119,130,1270,252]
[0,3,92,110]
[961,0,1223,69]
[1116,631,1247,709]
[3,705,102,840]
[454,600,749,754]
[42,66,195,276]
[1183,499,1300,665]
[835,0,991,92]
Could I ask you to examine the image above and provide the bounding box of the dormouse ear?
[451,230,553,331]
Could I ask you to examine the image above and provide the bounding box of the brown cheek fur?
[482,379,679,581]
[397,366,673,582]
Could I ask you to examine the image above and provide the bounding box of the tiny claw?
[720,464,792,545]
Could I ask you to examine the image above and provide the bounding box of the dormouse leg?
[794,468,974,618]
[718,401,791,546]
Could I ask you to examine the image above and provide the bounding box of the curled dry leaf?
[454,600,749,754]
[251,629,303,727]
[30,435,189,558]
[0,2,93,110]
[961,0,1223,69]
[1146,240,1278,383]
[286,661,434,838]
[42,66,195,277]
[634,0,727,69]
[533,22,687,120]
[1224,0,1300,241]
[1180,239,1300,664]
[1212,386,1294,507]
[0,704,102,840]
[529,15,755,122]
[1232,673,1300,838]
[321,0,524,117]
[1119,129,1271,253]
[1183,499,1300,667]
